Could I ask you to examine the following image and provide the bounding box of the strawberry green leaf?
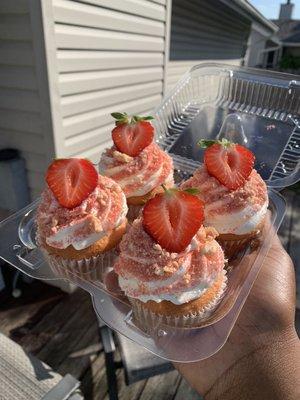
[198,138,231,148]
[143,116,154,120]
[198,139,217,148]
[183,187,200,195]
[131,115,154,123]
[111,112,127,120]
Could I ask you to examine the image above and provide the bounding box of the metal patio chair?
[98,319,174,400]
[0,332,83,400]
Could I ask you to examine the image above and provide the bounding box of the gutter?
[283,42,300,47]
[220,0,279,33]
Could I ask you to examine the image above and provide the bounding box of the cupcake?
[36,158,128,281]
[99,112,174,221]
[181,139,268,258]
[114,187,227,330]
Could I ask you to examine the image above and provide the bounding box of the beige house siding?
[0,0,170,200]
[47,0,169,163]
[0,0,56,200]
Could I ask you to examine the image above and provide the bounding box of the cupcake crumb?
[51,217,58,227]
[184,273,191,284]
[153,243,162,252]
[204,226,218,241]
[154,264,164,276]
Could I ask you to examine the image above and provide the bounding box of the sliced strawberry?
[142,189,204,253]
[199,139,255,190]
[111,112,154,157]
[46,158,98,209]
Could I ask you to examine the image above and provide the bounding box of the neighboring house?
[276,19,300,57]
[167,0,279,91]
[272,1,300,64]
[244,22,280,68]
[0,0,280,202]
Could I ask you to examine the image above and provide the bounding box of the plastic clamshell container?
[0,64,299,362]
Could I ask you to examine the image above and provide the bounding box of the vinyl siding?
[0,0,55,200]
[166,0,250,93]
[49,0,169,163]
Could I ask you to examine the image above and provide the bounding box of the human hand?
[175,234,300,400]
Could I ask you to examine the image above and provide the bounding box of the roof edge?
[220,0,279,32]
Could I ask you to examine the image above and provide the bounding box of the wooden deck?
[0,280,199,400]
[0,187,299,400]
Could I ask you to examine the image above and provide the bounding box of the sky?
[249,0,300,19]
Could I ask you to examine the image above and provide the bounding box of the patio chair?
[98,318,174,400]
[0,332,83,400]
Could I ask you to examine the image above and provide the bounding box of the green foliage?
[279,54,300,70]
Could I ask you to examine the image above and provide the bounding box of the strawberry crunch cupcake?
[114,187,227,330]
[99,112,174,221]
[181,139,268,258]
[36,158,128,280]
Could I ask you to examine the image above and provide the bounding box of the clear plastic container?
[0,64,299,362]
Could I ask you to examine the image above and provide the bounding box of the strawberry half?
[46,158,98,209]
[199,139,255,190]
[111,112,154,157]
[142,188,204,253]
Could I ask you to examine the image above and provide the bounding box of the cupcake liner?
[217,218,266,260]
[43,248,118,283]
[217,231,262,259]
[127,204,143,222]
[130,272,227,333]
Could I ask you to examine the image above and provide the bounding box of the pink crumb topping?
[36,174,126,248]
[181,165,268,216]
[113,218,224,296]
[100,143,173,197]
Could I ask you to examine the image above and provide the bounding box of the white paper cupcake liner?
[130,271,227,332]
[217,232,262,259]
[42,248,119,283]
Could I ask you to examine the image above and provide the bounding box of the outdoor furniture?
[98,319,174,400]
[0,332,83,400]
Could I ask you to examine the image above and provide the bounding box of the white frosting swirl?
[118,239,224,304]
[46,193,128,250]
[99,143,174,198]
[119,271,223,305]
[37,175,128,250]
[205,200,268,235]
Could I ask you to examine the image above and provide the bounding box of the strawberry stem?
[161,184,177,196]
[198,138,232,148]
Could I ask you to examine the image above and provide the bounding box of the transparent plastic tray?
[0,64,299,362]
